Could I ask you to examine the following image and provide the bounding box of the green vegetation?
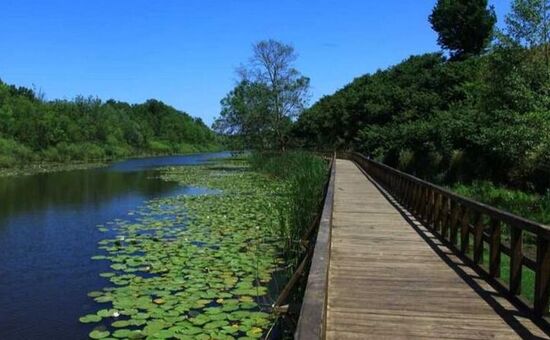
[83,154,328,339]
[84,160,286,339]
[250,152,329,266]
[0,79,220,170]
[453,181,550,225]
[294,0,549,224]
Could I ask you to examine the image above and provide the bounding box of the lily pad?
[79,314,101,323]
[89,330,110,339]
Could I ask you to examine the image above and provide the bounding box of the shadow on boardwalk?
[324,159,549,340]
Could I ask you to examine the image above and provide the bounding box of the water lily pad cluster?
[83,162,291,339]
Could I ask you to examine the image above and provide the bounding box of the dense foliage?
[296,49,549,191]
[0,79,219,168]
[295,0,549,223]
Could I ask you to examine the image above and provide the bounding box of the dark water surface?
[0,152,230,340]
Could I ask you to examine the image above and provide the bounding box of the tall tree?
[503,0,550,66]
[215,40,310,151]
[429,0,497,60]
[505,0,550,47]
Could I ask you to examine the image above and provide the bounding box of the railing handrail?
[295,152,336,340]
[350,152,550,237]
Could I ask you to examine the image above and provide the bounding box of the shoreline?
[0,149,227,178]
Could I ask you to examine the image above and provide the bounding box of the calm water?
[0,152,230,340]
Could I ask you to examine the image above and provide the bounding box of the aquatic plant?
[83,161,292,339]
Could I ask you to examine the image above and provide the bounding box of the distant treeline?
[0,79,220,168]
[295,46,549,193]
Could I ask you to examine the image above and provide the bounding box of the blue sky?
[0,0,512,126]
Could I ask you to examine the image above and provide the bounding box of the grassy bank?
[0,139,223,177]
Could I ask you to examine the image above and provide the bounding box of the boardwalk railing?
[295,153,336,340]
[345,152,550,320]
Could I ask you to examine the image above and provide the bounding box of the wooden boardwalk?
[325,159,548,339]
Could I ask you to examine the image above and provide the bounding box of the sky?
[0,0,512,126]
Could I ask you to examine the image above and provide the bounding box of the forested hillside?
[0,79,219,168]
[296,48,549,190]
[296,1,549,194]
[294,0,550,223]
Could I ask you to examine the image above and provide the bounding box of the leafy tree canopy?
[214,39,310,151]
[429,0,496,59]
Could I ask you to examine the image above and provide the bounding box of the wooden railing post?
[441,196,450,240]
[534,235,550,317]
[450,202,460,246]
[414,185,423,216]
[425,189,435,228]
[473,212,484,264]
[405,180,413,209]
[489,219,501,278]
[433,192,442,232]
[460,208,470,255]
[510,226,523,295]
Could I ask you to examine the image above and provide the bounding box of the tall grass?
[250,151,329,266]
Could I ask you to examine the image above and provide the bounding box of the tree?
[505,0,549,48]
[429,0,497,59]
[502,0,550,67]
[213,81,272,150]
[215,39,310,151]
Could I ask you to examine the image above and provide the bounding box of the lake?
[0,152,230,340]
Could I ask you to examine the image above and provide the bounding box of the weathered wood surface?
[325,159,548,339]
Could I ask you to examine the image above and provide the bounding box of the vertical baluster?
[418,186,426,221]
[510,226,523,295]
[395,175,403,203]
[424,189,434,227]
[489,219,501,277]
[408,181,415,210]
[405,180,412,208]
[460,207,470,255]
[441,196,450,240]
[473,212,485,264]
[450,202,461,246]
[414,184,423,215]
[433,192,442,232]
[534,235,550,317]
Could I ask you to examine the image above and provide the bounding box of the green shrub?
[0,138,34,166]
[147,140,172,154]
[453,181,550,225]
[175,143,199,154]
[398,149,415,172]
